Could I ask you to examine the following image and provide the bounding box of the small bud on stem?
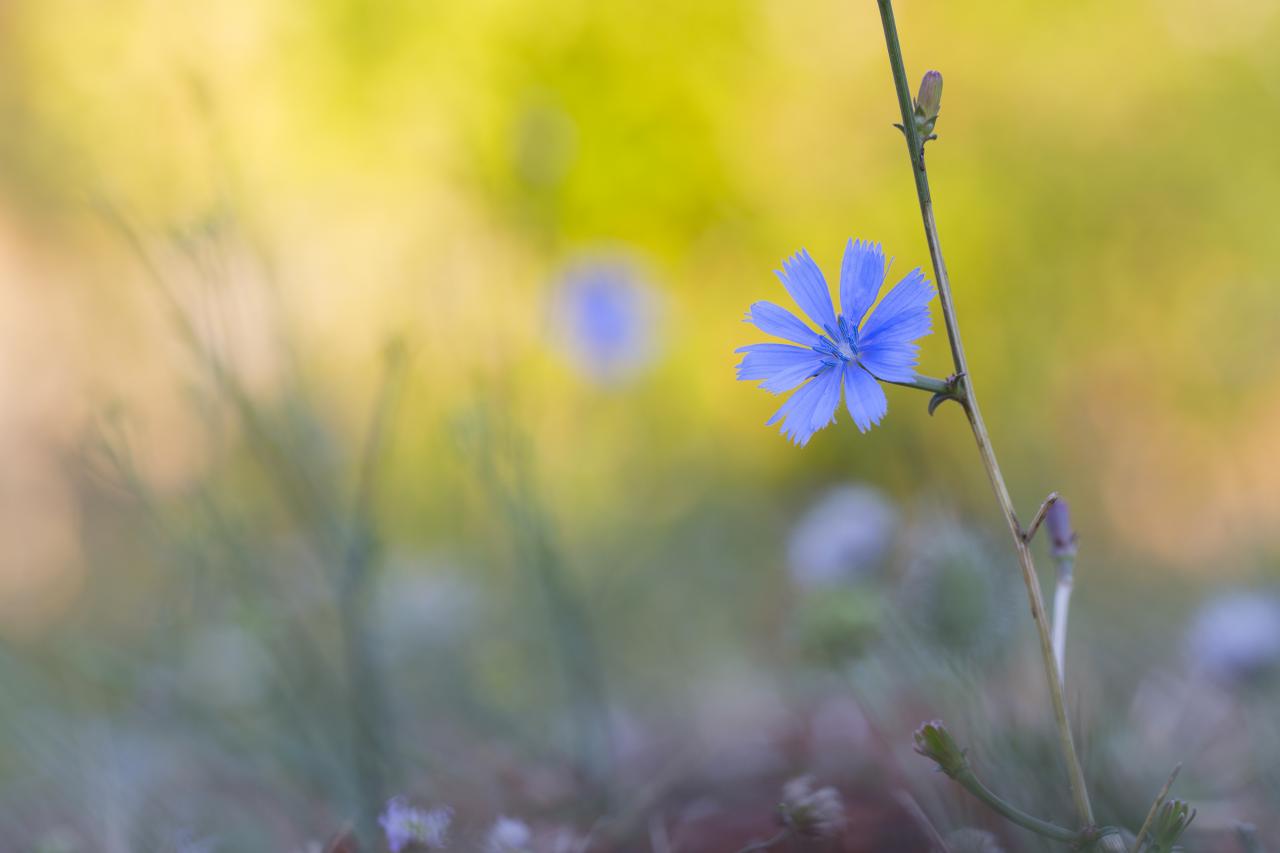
[1045,498,1078,560]
[913,720,968,777]
[912,70,944,143]
[893,70,944,152]
[915,71,943,122]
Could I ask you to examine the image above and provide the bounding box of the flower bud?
[1045,498,1077,559]
[912,720,968,777]
[1150,800,1196,850]
[915,71,944,121]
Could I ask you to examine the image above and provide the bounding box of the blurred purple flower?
[736,240,934,444]
[379,798,452,852]
[1188,592,1280,685]
[551,258,658,383]
[787,484,897,590]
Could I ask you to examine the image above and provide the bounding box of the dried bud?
[912,720,968,777]
[1045,499,1078,559]
[778,776,846,840]
[915,71,944,121]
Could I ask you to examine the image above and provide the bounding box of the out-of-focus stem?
[874,0,1095,828]
[1052,557,1075,685]
[952,769,1079,844]
[883,373,954,395]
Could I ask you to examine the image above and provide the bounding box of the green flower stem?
[953,768,1080,844]
[884,374,954,395]
[874,0,1096,829]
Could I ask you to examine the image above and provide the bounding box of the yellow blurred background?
[1,0,1279,635]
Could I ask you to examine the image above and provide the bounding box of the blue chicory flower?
[379,797,452,851]
[736,240,934,444]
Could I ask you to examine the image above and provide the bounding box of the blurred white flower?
[485,817,533,853]
[787,484,897,590]
[182,623,270,710]
[779,776,845,840]
[1187,591,1280,684]
[946,828,1005,853]
[373,562,478,660]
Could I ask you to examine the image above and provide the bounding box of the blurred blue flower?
[736,240,934,444]
[1187,591,1280,685]
[551,258,658,384]
[379,798,452,851]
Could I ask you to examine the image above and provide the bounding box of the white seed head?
[779,776,846,840]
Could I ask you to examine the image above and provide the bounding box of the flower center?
[815,317,859,364]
